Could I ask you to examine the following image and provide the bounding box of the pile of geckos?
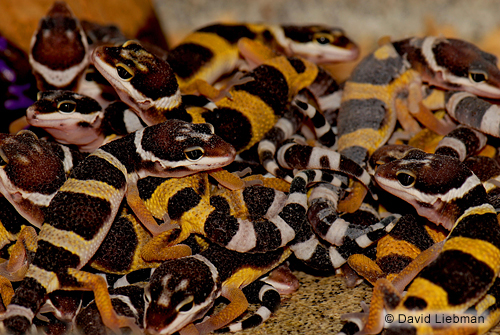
[0,1,499,335]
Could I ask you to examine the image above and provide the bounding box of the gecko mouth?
[26,107,101,128]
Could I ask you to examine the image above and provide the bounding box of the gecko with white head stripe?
[338,36,500,167]
[29,1,89,92]
[0,119,236,334]
[343,147,500,334]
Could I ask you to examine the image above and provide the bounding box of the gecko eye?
[469,70,488,83]
[57,100,76,114]
[116,64,134,81]
[314,33,333,45]
[176,296,194,312]
[396,171,416,187]
[184,147,205,162]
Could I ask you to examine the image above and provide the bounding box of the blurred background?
[2,0,500,82]
[154,0,500,78]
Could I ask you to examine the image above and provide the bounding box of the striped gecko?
[91,40,332,157]
[344,147,500,334]
[167,22,358,98]
[26,90,147,152]
[0,119,236,334]
[337,36,500,166]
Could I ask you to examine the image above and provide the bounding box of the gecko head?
[374,149,483,230]
[0,130,66,197]
[423,37,500,98]
[29,1,89,91]
[144,255,219,334]
[91,40,181,125]
[278,25,359,63]
[26,90,104,148]
[135,119,236,178]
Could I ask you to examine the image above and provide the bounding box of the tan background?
[155,0,500,44]
[3,0,500,81]
[154,0,500,81]
[0,0,154,52]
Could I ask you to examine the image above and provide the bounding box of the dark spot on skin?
[45,191,112,240]
[137,177,170,200]
[403,296,428,310]
[419,249,495,306]
[90,213,138,273]
[202,107,252,152]
[288,57,306,73]
[234,64,289,116]
[72,155,127,190]
[167,43,214,80]
[167,187,201,220]
[197,24,257,44]
[33,240,81,271]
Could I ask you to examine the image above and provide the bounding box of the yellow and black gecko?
[342,147,500,334]
[91,39,332,156]
[69,169,378,334]
[143,239,290,335]
[0,130,227,332]
[0,119,236,334]
[166,22,358,99]
[0,131,87,289]
[72,232,288,335]
[140,168,393,335]
[0,131,83,231]
[337,36,500,166]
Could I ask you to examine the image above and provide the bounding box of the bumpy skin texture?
[167,23,358,92]
[338,36,500,166]
[144,241,290,335]
[349,149,500,335]
[30,1,89,91]
[2,120,236,335]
